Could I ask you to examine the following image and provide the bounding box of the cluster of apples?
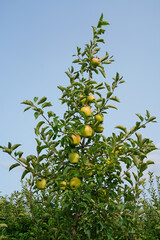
[36,69,105,191]
[79,93,104,136]
[59,93,105,190]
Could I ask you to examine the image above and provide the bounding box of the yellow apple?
[70,177,81,189]
[91,57,101,67]
[70,134,81,145]
[94,124,104,133]
[95,114,103,123]
[36,178,46,189]
[69,152,79,163]
[81,106,92,116]
[60,181,67,190]
[81,125,93,137]
[87,95,95,102]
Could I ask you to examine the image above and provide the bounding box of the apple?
[36,178,46,189]
[69,152,79,163]
[81,125,93,137]
[71,134,81,145]
[91,57,101,67]
[70,177,81,189]
[79,94,86,103]
[80,106,92,116]
[95,114,104,123]
[87,95,95,102]
[94,124,104,133]
[60,181,67,190]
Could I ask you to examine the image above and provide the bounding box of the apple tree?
[0,14,157,240]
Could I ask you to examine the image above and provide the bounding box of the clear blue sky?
[0,0,160,196]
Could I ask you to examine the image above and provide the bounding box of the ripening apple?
[36,178,46,189]
[87,95,95,102]
[81,125,93,137]
[69,152,79,164]
[70,134,81,145]
[94,124,104,133]
[95,114,104,123]
[81,106,92,116]
[91,57,101,67]
[70,177,81,189]
[59,181,67,190]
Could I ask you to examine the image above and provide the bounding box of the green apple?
[70,177,81,189]
[87,95,95,102]
[81,125,93,137]
[71,134,81,145]
[91,57,101,67]
[69,152,79,163]
[36,178,46,189]
[95,114,104,123]
[95,124,104,133]
[81,106,92,116]
[60,181,67,190]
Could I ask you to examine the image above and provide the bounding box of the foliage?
[0,14,158,239]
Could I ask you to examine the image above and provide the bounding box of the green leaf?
[146,160,154,165]
[34,97,38,102]
[135,132,142,145]
[107,91,112,98]
[65,71,72,79]
[9,163,20,171]
[57,86,65,92]
[35,121,45,136]
[95,83,103,89]
[104,82,111,91]
[99,68,106,78]
[24,106,31,112]
[110,96,120,103]
[101,20,110,26]
[8,142,12,148]
[123,176,133,186]
[105,104,118,110]
[132,172,138,181]
[136,113,144,121]
[21,100,34,106]
[3,148,12,154]
[148,116,156,122]
[140,163,148,172]
[86,229,91,239]
[42,102,52,108]
[115,125,127,133]
[21,169,30,180]
[72,59,80,63]
[146,110,150,118]
[11,144,21,151]
[131,155,140,167]
[37,96,47,105]
[48,111,54,118]
[18,151,23,158]
[130,126,137,133]
[34,112,40,119]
